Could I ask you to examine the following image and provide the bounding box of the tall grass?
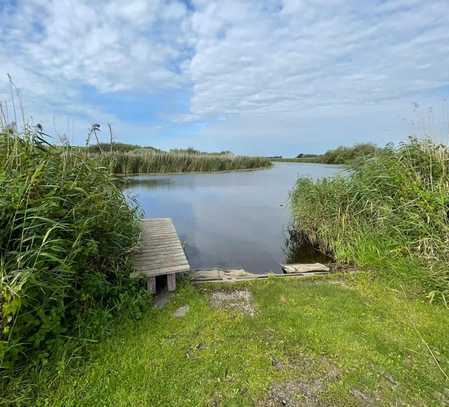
[290,138,449,301]
[0,129,146,378]
[93,151,272,175]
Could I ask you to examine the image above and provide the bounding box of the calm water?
[124,162,343,273]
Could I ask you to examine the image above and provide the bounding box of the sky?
[0,0,448,156]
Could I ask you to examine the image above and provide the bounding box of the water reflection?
[123,162,343,273]
[283,226,332,265]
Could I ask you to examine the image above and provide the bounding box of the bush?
[290,138,449,300]
[0,130,145,372]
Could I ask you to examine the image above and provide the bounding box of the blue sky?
[1,0,448,156]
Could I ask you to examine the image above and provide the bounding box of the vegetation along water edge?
[1,127,448,405]
[290,138,449,301]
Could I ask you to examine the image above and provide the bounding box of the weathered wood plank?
[141,236,177,242]
[135,260,188,269]
[134,248,184,261]
[141,226,176,232]
[136,250,185,258]
[137,250,184,257]
[134,258,189,269]
[142,230,177,235]
[138,240,181,248]
[132,218,190,282]
[134,252,186,262]
[281,263,330,274]
[132,264,190,278]
[135,263,190,274]
[138,241,184,249]
[190,267,335,283]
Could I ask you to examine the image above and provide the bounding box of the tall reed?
[290,138,449,300]
[93,151,272,175]
[0,129,145,374]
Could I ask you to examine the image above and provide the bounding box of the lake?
[124,162,343,274]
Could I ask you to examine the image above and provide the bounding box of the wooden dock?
[131,218,190,293]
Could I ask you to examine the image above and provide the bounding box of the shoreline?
[114,164,273,177]
[114,161,345,177]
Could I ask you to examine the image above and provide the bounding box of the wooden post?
[147,277,156,294]
[167,274,176,291]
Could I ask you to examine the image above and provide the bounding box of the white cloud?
[0,0,190,116]
[1,0,448,151]
[187,0,449,116]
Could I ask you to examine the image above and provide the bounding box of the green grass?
[93,151,272,175]
[18,276,449,406]
[290,138,449,301]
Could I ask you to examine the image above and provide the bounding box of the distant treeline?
[272,143,380,165]
[85,142,161,153]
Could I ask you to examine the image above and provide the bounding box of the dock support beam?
[167,274,176,291]
[147,277,156,294]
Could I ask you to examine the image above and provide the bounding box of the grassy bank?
[93,151,272,175]
[3,132,448,406]
[290,138,449,300]
[0,130,147,389]
[23,277,449,406]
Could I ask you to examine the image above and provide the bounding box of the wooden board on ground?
[281,263,330,274]
[190,264,332,284]
[131,218,190,280]
[191,268,267,282]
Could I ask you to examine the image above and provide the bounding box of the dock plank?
[132,218,190,279]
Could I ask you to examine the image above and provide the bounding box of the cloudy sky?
[1,0,448,155]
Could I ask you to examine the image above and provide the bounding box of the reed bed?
[273,143,379,164]
[0,129,146,377]
[93,151,272,175]
[290,138,449,300]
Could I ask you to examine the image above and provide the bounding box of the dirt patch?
[350,389,377,406]
[209,289,255,316]
[263,379,325,406]
[259,355,342,407]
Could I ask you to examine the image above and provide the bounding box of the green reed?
[0,129,146,375]
[290,138,449,301]
[92,151,271,175]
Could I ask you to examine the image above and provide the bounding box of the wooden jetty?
[131,218,190,293]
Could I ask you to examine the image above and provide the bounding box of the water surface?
[124,163,343,273]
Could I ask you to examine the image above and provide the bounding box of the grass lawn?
[33,274,449,406]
